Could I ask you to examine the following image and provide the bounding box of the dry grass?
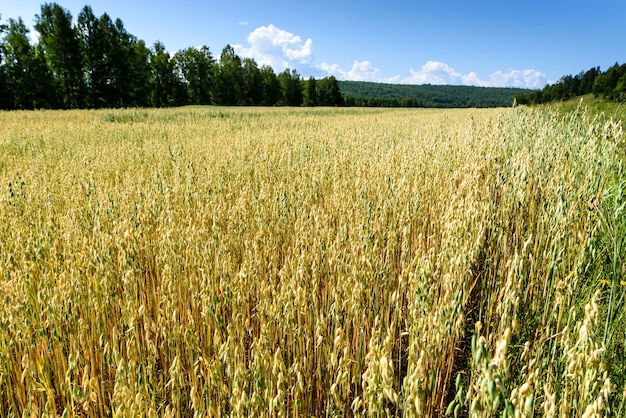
[0,105,624,417]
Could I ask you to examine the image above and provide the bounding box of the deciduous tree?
[128,40,153,107]
[174,46,215,105]
[278,68,302,106]
[0,15,8,109]
[77,5,104,107]
[241,57,262,105]
[317,76,342,106]
[3,17,57,109]
[151,41,186,107]
[260,65,280,106]
[216,45,243,105]
[35,3,83,108]
[304,76,317,106]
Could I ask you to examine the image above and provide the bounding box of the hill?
[553,93,626,126]
[338,80,529,108]
[514,62,626,105]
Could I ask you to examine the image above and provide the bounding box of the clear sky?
[2,0,625,89]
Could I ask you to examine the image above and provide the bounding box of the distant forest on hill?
[339,81,529,108]
[514,63,626,105]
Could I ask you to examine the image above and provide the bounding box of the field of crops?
[0,105,624,417]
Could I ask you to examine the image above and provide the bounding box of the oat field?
[0,106,625,417]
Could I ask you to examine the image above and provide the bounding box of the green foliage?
[0,16,7,109]
[303,76,317,106]
[278,68,303,106]
[77,5,104,107]
[241,58,263,105]
[127,40,153,107]
[150,41,187,107]
[316,76,343,106]
[260,64,281,106]
[554,94,626,128]
[0,3,527,110]
[174,46,215,105]
[35,3,83,108]
[2,17,58,109]
[344,95,422,108]
[340,80,526,108]
[215,44,243,105]
[515,63,626,105]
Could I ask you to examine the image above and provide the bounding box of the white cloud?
[403,61,463,85]
[320,59,549,88]
[401,61,549,88]
[233,25,548,89]
[319,60,401,83]
[488,69,549,89]
[234,24,313,71]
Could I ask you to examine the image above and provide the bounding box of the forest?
[340,81,528,108]
[514,63,626,105]
[6,3,620,110]
[1,3,535,110]
[0,3,343,110]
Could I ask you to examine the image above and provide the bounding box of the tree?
[0,15,9,109]
[593,73,610,98]
[3,18,36,108]
[216,45,243,105]
[260,65,280,105]
[78,6,149,108]
[303,76,317,106]
[151,41,186,107]
[110,17,140,107]
[0,64,7,110]
[578,67,599,96]
[128,40,153,107]
[2,17,57,109]
[278,68,302,106]
[35,3,83,108]
[174,46,215,105]
[592,63,626,99]
[2,18,28,109]
[558,74,579,100]
[615,72,626,100]
[77,5,104,107]
[241,58,262,105]
[605,63,626,100]
[317,76,342,106]
[97,14,131,107]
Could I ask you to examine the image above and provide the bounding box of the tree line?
[343,96,423,107]
[0,3,343,110]
[339,80,528,108]
[514,63,626,105]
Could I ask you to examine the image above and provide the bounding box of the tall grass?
[0,105,624,417]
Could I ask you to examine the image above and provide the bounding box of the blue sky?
[2,0,625,88]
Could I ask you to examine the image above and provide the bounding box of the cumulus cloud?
[319,60,402,83]
[403,61,463,85]
[234,25,548,89]
[401,61,549,88]
[234,24,313,71]
[321,59,549,89]
[319,60,380,82]
[488,69,548,89]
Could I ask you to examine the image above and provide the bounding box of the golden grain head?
[0,106,624,416]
